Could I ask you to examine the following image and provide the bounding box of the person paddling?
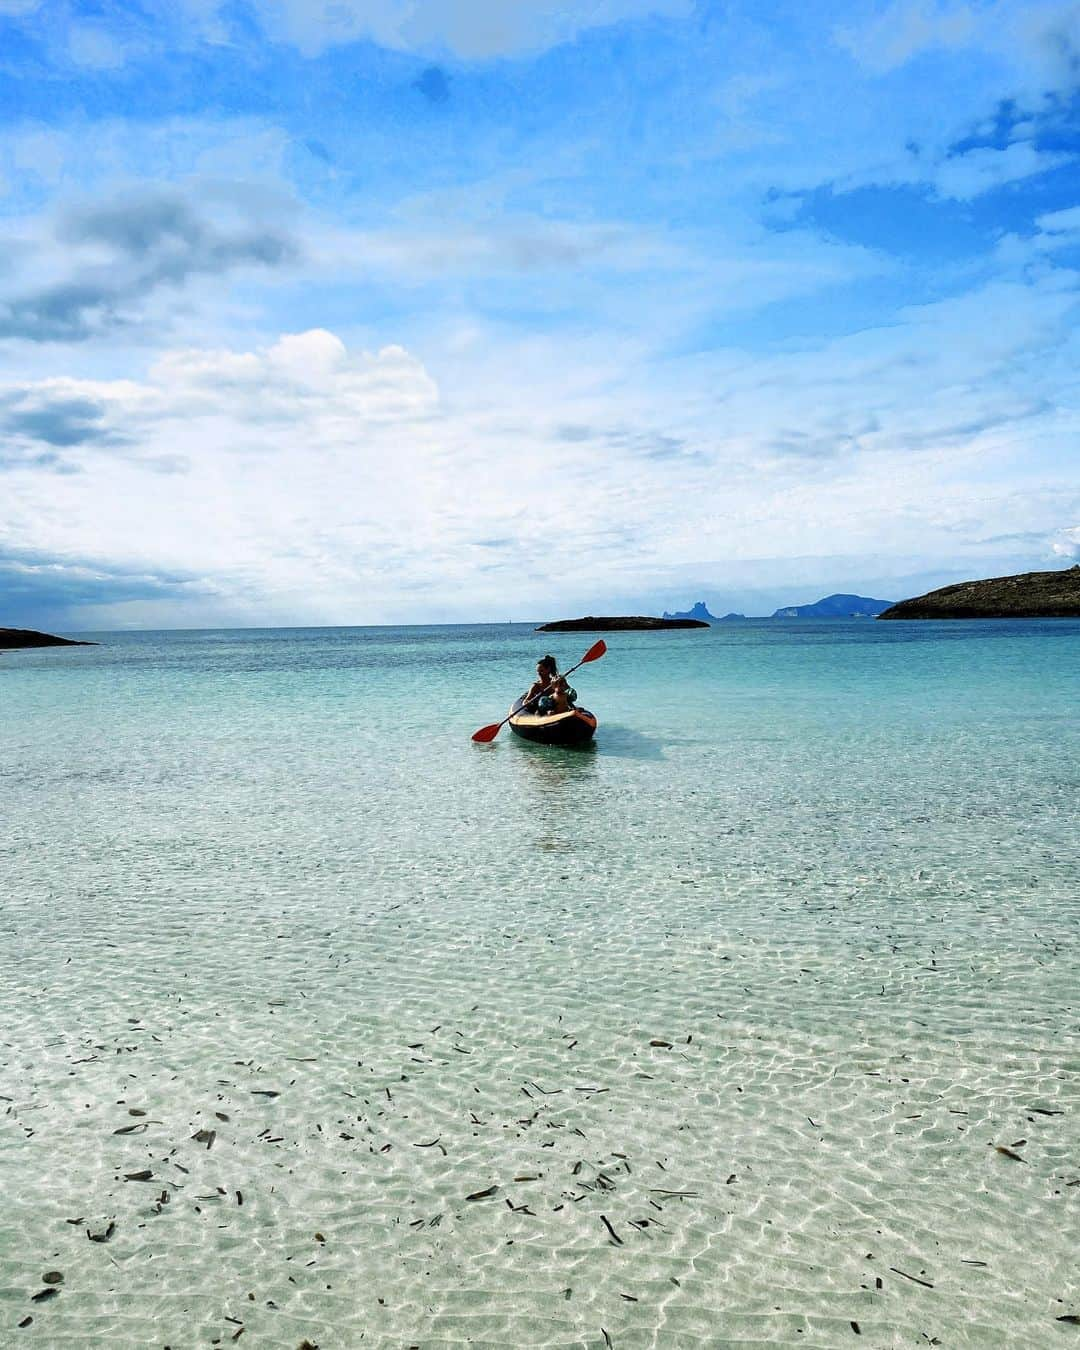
[472,640,604,742]
[524,654,570,715]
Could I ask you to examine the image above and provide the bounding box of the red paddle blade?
[582,639,607,662]
[471,722,502,743]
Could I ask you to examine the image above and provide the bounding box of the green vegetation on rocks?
[878,566,1080,619]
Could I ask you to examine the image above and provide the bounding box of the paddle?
[471,639,607,742]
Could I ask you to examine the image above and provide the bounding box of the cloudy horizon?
[1,0,1078,631]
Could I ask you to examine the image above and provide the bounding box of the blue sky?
[1,0,1078,627]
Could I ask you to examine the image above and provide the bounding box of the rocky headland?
[878,565,1080,619]
[0,627,97,649]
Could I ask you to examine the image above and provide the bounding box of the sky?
[1,0,1078,628]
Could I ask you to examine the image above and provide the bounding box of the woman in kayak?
[524,655,570,715]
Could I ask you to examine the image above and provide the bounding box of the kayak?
[508,696,598,746]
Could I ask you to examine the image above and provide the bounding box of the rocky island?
[536,615,709,631]
[0,627,97,649]
[772,593,894,618]
[662,601,719,622]
[878,565,1080,619]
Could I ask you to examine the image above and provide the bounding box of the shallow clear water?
[2,620,1078,1347]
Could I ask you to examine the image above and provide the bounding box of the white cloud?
[1037,204,1080,234]
[3,282,1077,625]
[67,22,125,69]
[1051,525,1080,557]
[933,140,1070,199]
[833,0,1080,96]
[146,329,438,424]
[0,120,293,211]
[834,0,978,74]
[311,216,675,280]
[247,0,693,59]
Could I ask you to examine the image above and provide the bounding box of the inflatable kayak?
[508,695,598,746]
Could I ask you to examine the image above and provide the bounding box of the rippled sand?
[3,625,1078,1346]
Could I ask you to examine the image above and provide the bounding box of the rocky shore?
[878,565,1080,619]
[0,628,97,649]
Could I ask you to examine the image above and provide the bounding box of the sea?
[2,620,1078,1348]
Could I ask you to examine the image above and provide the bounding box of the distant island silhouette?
[878,565,1080,619]
[663,601,716,622]
[771,593,894,618]
[662,595,893,621]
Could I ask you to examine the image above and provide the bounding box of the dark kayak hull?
[508,698,598,745]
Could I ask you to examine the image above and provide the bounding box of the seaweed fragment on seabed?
[889,1268,934,1288]
[599,1214,624,1245]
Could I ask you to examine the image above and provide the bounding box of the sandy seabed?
[3,843,1078,1349]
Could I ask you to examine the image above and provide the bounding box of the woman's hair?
[538,654,558,674]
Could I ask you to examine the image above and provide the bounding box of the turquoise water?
[2,620,1078,1347]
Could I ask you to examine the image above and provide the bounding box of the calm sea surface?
[2,621,1078,1347]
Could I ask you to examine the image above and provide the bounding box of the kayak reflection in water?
[523,654,574,716]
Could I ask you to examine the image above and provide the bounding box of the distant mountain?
[717,612,747,621]
[878,565,1080,619]
[771,594,894,618]
[662,601,719,622]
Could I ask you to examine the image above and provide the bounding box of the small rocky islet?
[535,616,709,631]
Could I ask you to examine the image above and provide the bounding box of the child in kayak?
[524,655,572,715]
